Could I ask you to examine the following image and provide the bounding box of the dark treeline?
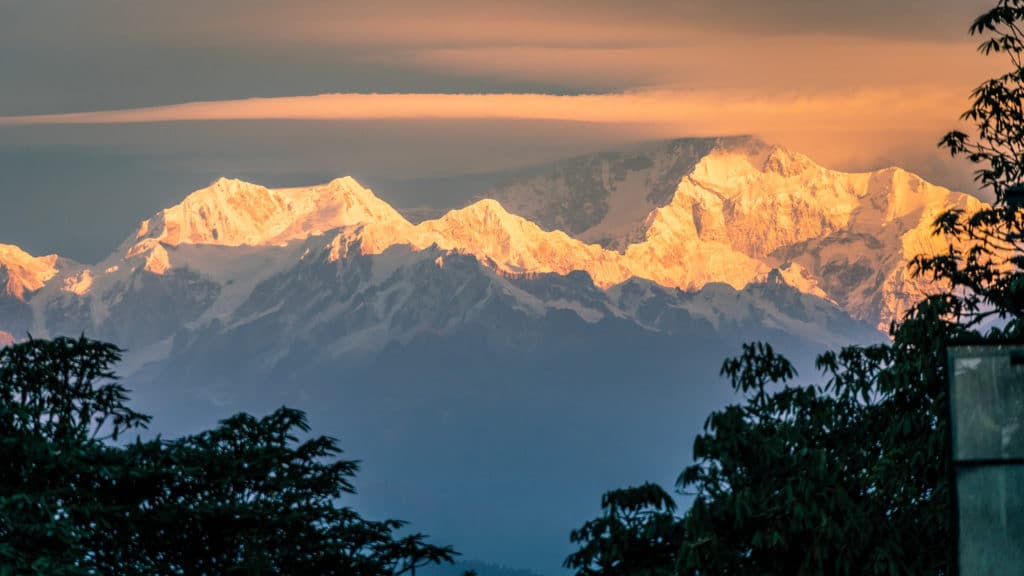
[0,336,458,575]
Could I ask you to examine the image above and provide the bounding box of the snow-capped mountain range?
[0,137,979,351]
[0,136,978,573]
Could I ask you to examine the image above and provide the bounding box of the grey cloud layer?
[0,0,991,115]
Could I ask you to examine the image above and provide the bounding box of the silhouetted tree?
[565,483,682,575]
[0,335,456,575]
[923,0,1024,332]
[679,322,958,574]
[0,336,148,575]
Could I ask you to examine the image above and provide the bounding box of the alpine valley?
[0,137,980,574]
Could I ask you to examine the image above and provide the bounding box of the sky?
[0,0,1004,262]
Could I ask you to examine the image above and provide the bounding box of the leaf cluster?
[564,483,683,576]
[926,0,1024,336]
[678,309,960,575]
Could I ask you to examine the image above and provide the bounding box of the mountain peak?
[128,177,283,251]
[194,177,276,204]
[125,176,413,259]
[0,244,60,299]
[422,199,538,251]
[213,175,255,187]
[450,198,515,222]
[423,199,537,244]
[761,146,814,177]
[418,199,629,282]
[325,176,365,191]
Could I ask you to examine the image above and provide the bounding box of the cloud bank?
[0,88,965,133]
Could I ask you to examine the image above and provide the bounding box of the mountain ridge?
[0,138,983,334]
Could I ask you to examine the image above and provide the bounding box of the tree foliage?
[0,337,148,575]
[922,0,1024,334]
[678,309,961,575]
[0,335,456,575]
[939,0,1024,198]
[564,483,683,576]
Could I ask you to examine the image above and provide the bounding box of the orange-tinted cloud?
[402,37,1002,93]
[0,88,965,133]
[0,88,977,180]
